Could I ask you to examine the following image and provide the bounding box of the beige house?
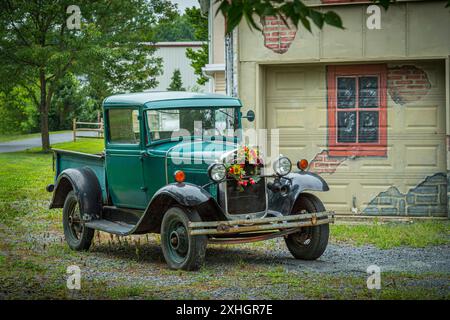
[207,0,450,217]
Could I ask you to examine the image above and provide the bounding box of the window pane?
[337,111,357,143]
[180,109,215,136]
[147,110,180,141]
[359,76,378,108]
[109,109,140,144]
[358,111,379,143]
[147,108,237,143]
[337,77,356,108]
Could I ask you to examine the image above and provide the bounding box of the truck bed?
[52,148,107,203]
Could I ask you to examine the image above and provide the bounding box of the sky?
[170,0,199,12]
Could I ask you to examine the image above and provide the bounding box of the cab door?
[105,107,147,209]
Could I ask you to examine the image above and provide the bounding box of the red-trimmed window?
[327,64,387,157]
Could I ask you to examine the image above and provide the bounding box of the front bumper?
[188,211,335,236]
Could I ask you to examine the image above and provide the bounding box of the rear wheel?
[161,207,207,271]
[62,191,94,251]
[284,194,329,260]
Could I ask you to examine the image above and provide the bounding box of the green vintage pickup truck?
[47,92,334,270]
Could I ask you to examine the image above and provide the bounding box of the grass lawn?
[0,130,71,143]
[331,221,450,249]
[48,138,103,154]
[0,139,103,204]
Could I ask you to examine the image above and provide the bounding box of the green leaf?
[324,11,344,29]
[309,10,324,30]
[299,16,311,33]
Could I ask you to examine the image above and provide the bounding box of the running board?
[85,219,136,236]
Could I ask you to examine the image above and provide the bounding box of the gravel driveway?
[204,242,450,279]
[23,229,449,277]
[1,219,449,299]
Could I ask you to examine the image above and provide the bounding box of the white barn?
[150,41,207,92]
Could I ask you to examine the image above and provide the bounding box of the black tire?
[285,193,329,260]
[62,190,94,251]
[161,206,207,271]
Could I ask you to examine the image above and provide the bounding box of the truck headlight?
[208,163,226,182]
[273,156,292,176]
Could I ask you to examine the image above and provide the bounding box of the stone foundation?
[363,173,447,217]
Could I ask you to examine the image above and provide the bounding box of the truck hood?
[161,140,238,190]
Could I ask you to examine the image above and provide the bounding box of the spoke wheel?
[167,222,189,264]
[62,191,94,251]
[285,193,329,260]
[67,201,83,240]
[161,207,207,271]
[291,227,313,247]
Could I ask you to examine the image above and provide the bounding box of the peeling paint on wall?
[387,65,431,105]
[363,173,447,217]
[261,16,297,54]
[309,150,347,174]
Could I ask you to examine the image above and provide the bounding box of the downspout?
[225,32,233,96]
[206,0,214,93]
[232,28,239,97]
[224,25,239,97]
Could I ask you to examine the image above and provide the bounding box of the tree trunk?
[39,70,50,152]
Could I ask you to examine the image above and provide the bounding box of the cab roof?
[103,91,242,109]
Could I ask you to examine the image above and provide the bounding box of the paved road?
[0,131,99,153]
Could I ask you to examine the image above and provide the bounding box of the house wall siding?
[238,1,450,63]
[232,1,449,216]
[263,61,447,216]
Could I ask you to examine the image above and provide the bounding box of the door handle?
[139,151,149,160]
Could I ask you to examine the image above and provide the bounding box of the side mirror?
[242,110,255,122]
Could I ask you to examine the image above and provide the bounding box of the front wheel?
[285,194,329,260]
[160,207,207,271]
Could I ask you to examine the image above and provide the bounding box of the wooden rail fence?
[72,111,104,141]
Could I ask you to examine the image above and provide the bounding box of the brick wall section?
[363,173,447,217]
[309,150,347,174]
[261,16,297,54]
[387,65,431,105]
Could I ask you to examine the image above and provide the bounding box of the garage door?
[265,62,447,216]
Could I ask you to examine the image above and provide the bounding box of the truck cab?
[48,92,334,270]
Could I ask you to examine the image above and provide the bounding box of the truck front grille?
[223,178,267,215]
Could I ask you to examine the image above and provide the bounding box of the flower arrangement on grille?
[225,146,263,191]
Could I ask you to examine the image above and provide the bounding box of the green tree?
[49,73,94,130]
[185,7,209,86]
[0,0,176,151]
[167,69,185,91]
[0,86,38,135]
[154,13,196,42]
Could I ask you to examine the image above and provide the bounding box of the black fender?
[268,171,329,215]
[49,167,102,219]
[133,182,227,234]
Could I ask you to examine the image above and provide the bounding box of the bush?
[0,87,38,135]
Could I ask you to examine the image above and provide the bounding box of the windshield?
[146,107,239,143]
